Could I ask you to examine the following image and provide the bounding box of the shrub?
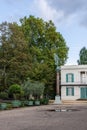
[32,81,45,99]
[22,79,34,99]
[8,84,24,100]
[7,103,13,110]
[40,98,49,105]
[0,86,5,92]
[0,92,8,100]
[22,79,45,100]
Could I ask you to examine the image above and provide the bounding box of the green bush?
[40,98,49,105]
[8,84,24,100]
[0,92,8,100]
[7,103,13,110]
[22,79,45,100]
[0,86,5,92]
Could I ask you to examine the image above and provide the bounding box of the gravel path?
[0,104,87,130]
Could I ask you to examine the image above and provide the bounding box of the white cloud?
[34,0,64,23]
[34,0,80,27]
[34,0,87,28]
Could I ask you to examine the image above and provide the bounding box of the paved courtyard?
[0,104,87,130]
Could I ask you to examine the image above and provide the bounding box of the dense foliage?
[77,47,87,64]
[22,78,44,99]
[8,84,24,99]
[0,22,31,89]
[0,16,68,98]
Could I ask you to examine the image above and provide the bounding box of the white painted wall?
[61,65,87,100]
[61,86,80,100]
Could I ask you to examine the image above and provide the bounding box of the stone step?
[62,100,87,104]
[49,100,87,105]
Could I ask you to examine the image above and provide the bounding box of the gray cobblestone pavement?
[0,104,87,130]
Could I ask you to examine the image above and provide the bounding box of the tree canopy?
[0,22,31,88]
[0,16,69,98]
[77,47,87,64]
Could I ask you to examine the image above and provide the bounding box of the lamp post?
[56,67,60,95]
[54,53,61,104]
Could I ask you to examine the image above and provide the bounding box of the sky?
[0,0,87,65]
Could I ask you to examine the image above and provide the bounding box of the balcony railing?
[61,81,87,86]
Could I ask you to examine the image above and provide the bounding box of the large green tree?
[0,16,69,98]
[0,22,31,88]
[20,16,69,97]
[77,47,87,64]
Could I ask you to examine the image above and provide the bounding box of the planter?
[12,100,21,108]
[0,103,7,110]
[35,100,40,106]
[24,100,34,106]
[28,101,34,106]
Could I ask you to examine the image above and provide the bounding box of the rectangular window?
[66,73,74,82]
[66,87,74,96]
[81,72,86,83]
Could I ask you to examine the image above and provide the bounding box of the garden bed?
[0,98,49,110]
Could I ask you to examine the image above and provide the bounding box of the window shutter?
[66,87,68,96]
[72,87,74,96]
[72,74,74,82]
[66,74,68,82]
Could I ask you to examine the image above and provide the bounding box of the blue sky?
[0,0,87,65]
